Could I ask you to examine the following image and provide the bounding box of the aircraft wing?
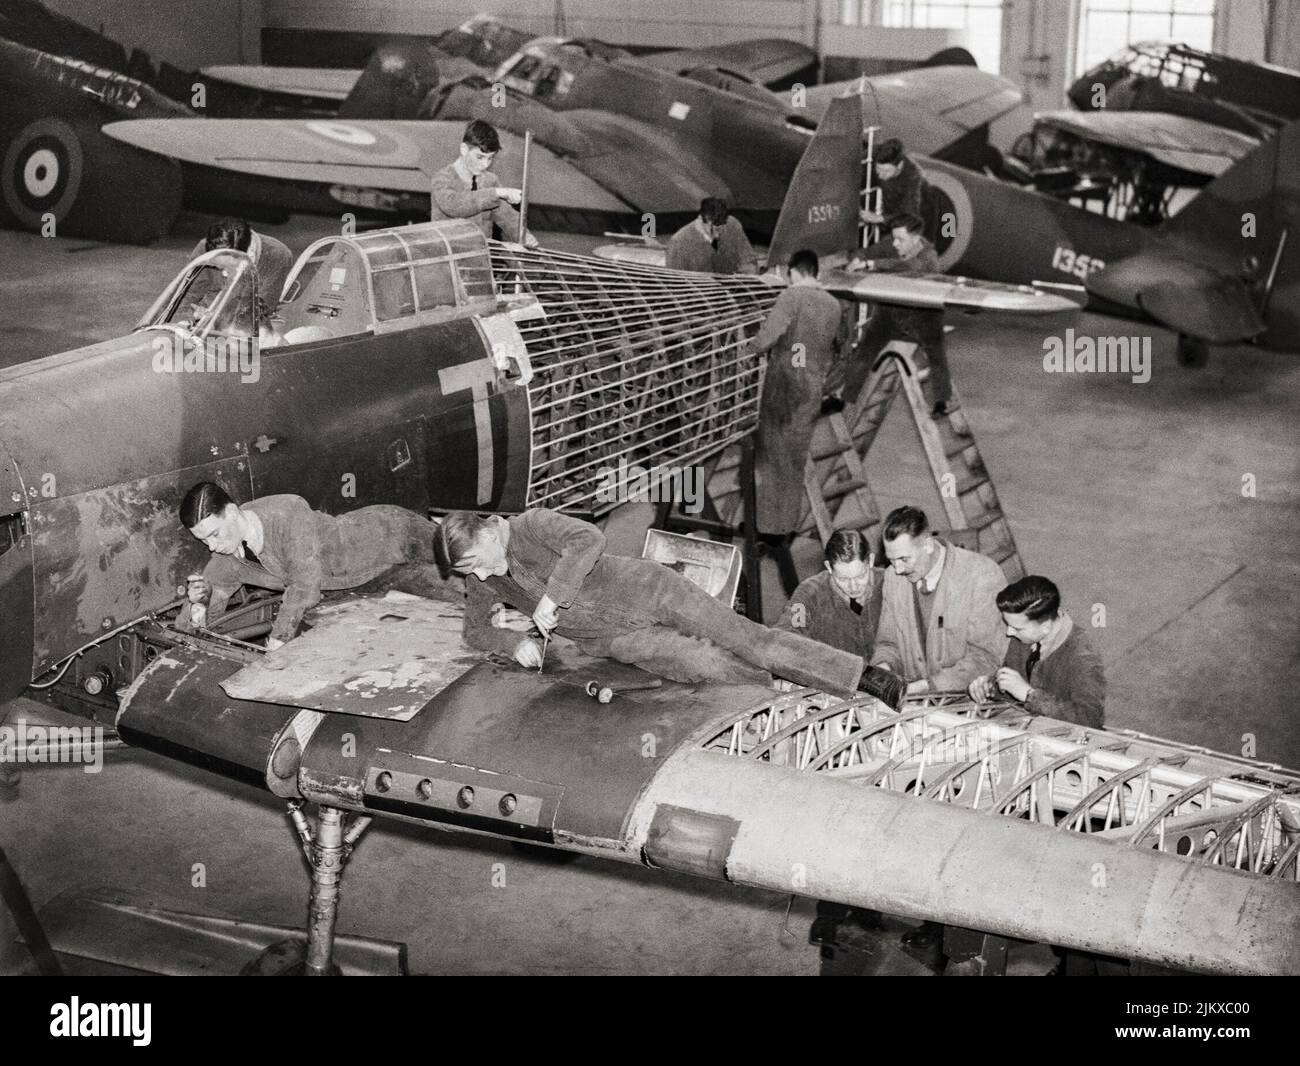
[1085,253,1266,342]
[640,38,817,84]
[804,66,1022,155]
[1034,110,1260,177]
[438,86,755,214]
[820,268,1083,313]
[200,65,360,100]
[590,245,1081,313]
[101,117,630,213]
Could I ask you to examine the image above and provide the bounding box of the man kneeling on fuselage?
[435,507,865,694]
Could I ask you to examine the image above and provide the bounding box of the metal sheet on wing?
[221,593,480,720]
[102,119,628,212]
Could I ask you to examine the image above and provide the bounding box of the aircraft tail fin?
[765,94,864,270]
[1161,116,1300,349]
[338,40,444,119]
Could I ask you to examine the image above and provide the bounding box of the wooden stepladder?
[801,341,1025,581]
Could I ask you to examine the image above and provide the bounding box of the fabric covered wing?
[102,118,629,212]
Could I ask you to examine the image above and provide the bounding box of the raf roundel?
[305,121,379,147]
[1,117,84,229]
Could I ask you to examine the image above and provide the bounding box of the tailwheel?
[1176,334,1209,368]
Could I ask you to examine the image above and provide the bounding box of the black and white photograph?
[0,0,1296,1008]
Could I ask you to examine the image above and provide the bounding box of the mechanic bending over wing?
[435,507,869,695]
[969,575,1105,728]
[178,482,461,648]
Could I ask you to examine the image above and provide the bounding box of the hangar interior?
[0,0,1297,978]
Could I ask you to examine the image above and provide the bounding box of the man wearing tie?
[969,575,1106,728]
[429,119,538,246]
[775,528,882,657]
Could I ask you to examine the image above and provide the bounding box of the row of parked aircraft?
[2,11,1297,362]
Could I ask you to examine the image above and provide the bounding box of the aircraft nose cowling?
[1086,253,1266,343]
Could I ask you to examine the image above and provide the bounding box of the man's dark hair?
[997,575,1061,622]
[788,248,819,277]
[882,505,929,542]
[887,212,925,235]
[875,138,905,166]
[180,481,235,529]
[434,511,493,576]
[462,119,501,153]
[699,197,729,226]
[824,528,873,565]
[204,217,252,253]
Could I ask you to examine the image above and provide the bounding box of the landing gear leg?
[242,802,371,976]
[1176,334,1209,368]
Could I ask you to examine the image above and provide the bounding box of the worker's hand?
[875,662,892,672]
[496,186,523,205]
[266,636,285,652]
[905,678,931,696]
[995,667,1030,702]
[514,638,543,669]
[532,595,560,638]
[968,675,997,702]
[186,575,210,604]
[524,232,540,249]
[862,209,884,225]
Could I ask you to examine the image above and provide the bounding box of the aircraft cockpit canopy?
[138,220,500,349]
[276,219,498,340]
[137,250,257,340]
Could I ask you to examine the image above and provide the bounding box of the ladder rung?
[956,475,989,496]
[967,511,1004,533]
[811,441,855,461]
[823,478,868,499]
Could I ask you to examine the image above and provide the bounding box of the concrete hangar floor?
[0,211,1297,976]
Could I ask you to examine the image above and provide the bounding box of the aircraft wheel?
[1,118,84,233]
[1176,334,1209,368]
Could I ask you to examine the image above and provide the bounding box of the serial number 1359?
[807,203,842,224]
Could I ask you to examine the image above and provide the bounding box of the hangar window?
[857,0,1006,73]
[1076,0,1215,76]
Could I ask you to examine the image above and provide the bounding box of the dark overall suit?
[462,509,864,693]
[198,495,452,644]
[844,239,951,408]
[751,284,845,535]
